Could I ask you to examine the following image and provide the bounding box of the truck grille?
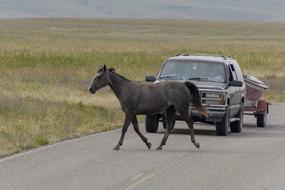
[200,91,227,106]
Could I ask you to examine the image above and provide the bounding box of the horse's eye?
[96,75,102,79]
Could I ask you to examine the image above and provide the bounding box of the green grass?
[0,96,122,155]
[1,18,285,157]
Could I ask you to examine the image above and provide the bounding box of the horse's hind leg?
[157,107,176,150]
[132,116,152,149]
[113,114,132,150]
[181,110,200,148]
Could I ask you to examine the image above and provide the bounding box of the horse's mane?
[108,68,131,81]
[97,67,130,81]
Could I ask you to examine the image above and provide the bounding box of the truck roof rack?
[175,53,232,60]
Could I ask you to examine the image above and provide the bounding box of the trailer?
[243,75,269,127]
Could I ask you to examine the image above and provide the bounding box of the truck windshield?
[159,60,226,83]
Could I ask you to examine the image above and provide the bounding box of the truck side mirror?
[145,76,156,82]
[230,80,243,87]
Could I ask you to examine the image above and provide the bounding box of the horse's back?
[122,81,191,114]
[145,81,191,109]
[154,81,190,96]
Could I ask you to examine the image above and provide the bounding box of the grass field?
[1,18,285,157]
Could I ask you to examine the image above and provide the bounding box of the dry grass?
[1,18,285,157]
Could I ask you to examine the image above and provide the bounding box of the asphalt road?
[1,103,285,190]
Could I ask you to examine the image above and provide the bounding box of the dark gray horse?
[88,65,208,150]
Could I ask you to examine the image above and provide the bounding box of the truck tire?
[257,113,267,127]
[216,105,230,136]
[145,115,159,133]
[230,103,244,133]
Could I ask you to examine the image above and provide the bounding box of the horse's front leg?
[113,114,132,150]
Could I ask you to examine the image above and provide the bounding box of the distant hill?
[1,0,285,22]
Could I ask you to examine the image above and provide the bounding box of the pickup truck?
[145,54,246,136]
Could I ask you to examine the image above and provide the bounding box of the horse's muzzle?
[89,88,96,94]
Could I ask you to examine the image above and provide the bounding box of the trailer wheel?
[257,113,267,127]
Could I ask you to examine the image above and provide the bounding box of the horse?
[88,65,208,150]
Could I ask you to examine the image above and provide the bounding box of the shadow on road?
[157,128,216,136]
[156,122,279,137]
[243,123,258,128]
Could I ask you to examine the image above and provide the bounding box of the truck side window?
[232,62,243,81]
[228,66,234,81]
[229,64,238,81]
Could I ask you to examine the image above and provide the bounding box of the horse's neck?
[108,72,130,100]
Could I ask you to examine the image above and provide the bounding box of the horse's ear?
[103,64,107,72]
[109,68,115,72]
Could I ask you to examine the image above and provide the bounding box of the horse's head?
[88,65,114,94]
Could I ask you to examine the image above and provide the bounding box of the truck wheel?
[216,105,230,136]
[145,115,159,133]
[230,103,244,133]
[257,113,267,127]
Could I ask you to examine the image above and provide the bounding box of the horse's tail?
[184,81,209,117]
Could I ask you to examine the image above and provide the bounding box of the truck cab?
[145,54,246,136]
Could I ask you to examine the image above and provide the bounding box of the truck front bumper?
[175,106,226,123]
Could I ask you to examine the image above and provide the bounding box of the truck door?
[227,63,241,115]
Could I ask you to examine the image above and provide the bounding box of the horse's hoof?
[113,145,120,150]
[147,142,152,149]
[195,143,200,149]
[156,146,163,150]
